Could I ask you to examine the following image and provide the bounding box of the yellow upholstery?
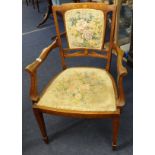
[65,9,104,49]
[37,67,117,112]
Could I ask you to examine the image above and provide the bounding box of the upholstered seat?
[37,67,117,112]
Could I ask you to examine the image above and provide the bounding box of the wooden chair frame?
[25,3,127,150]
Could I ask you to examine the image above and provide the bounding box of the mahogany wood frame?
[25,3,127,150]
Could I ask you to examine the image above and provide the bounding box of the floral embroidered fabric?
[65,9,104,49]
[37,67,116,112]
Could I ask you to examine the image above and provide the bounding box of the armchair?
[25,3,127,150]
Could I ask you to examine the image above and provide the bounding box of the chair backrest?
[52,3,117,71]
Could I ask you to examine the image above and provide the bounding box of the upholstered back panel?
[64,9,104,49]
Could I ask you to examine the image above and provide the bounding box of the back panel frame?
[52,3,117,71]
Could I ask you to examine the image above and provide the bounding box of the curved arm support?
[25,39,58,102]
[113,43,128,108]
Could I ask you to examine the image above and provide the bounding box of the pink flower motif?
[82,31,93,40]
[76,19,88,32]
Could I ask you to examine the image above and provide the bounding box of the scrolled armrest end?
[25,60,40,74]
[113,43,128,77]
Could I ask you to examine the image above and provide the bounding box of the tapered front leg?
[33,109,48,144]
[112,116,120,150]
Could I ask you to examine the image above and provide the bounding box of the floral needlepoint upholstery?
[37,67,117,112]
[65,9,104,49]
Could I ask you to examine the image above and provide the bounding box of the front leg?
[33,108,48,144]
[112,116,120,150]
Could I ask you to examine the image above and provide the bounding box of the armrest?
[25,39,58,102]
[113,43,128,108]
[25,39,58,73]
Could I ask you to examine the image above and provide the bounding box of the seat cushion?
[37,67,117,112]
